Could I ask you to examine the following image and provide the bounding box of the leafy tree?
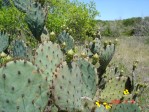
[46,0,99,40]
[0,1,26,33]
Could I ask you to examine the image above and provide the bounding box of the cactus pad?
[58,30,74,52]
[33,41,64,85]
[110,103,141,112]
[77,59,97,99]
[11,40,28,58]
[137,86,149,112]
[51,61,83,111]
[98,43,115,76]
[0,60,49,112]
[99,76,131,103]
[13,0,32,13]
[25,2,47,41]
[0,31,9,52]
[89,38,102,54]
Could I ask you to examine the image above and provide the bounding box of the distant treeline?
[96,17,149,37]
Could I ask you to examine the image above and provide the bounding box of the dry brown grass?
[107,36,149,83]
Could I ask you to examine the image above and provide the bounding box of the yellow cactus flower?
[103,102,107,105]
[105,104,112,109]
[95,101,101,107]
[123,89,129,95]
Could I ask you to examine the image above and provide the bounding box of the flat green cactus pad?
[77,59,98,99]
[89,38,102,54]
[0,60,49,112]
[137,86,149,112]
[0,31,9,52]
[99,44,115,73]
[11,40,28,58]
[51,61,83,112]
[110,103,141,112]
[13,0,32,13]
[34,41,64,85]
[100,76,130,103]
[58,30,74,52]
[25,2,47,41]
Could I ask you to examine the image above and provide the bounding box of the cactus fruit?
[0,31,9,52]
[25,2,47,41]
[33,41,64,85]
[57,30,74,52]
[110,103,141,112]
[51,61,83,111]
[0,60,49,112]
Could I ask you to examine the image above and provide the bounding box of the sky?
[78,0,149,20]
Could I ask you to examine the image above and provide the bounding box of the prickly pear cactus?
[33,41,64,85]
[0,60,49,112]
[0,31,9,52]
[11,40,28,58]
[41,27,50,42]
[77,59,97,99]
[137,86,149,112]
[94,105,108,112]
[57,30,74,52]
[25,2,47,41]
[51,61,83,112]
[13,0,32,13]
[89,38,102,54]
[98,43,115,76]
[110,103,141,112]
[99,76,132,103]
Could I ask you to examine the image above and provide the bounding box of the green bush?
[46,0,99,40]
[0,5,26,33]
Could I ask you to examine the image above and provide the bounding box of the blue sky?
[78,0,149,20]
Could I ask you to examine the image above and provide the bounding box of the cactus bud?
[0,52,7,58]
[109,40,112,45]
[81,52,87,58]
[133,63,137,71]
[114,38,118,45]
[61,42,66,49]
[93,53,99,60]
[67,49,74,57]
[6,55,12,61]
[50,31,56,42]
[120,70,124,76]
[104,41,108,48]
[92,53,99,65]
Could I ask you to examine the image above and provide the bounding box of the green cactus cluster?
[0,60,49,112]
[25,2,47,41]
[58,30,74,52]
[110,103,141,112]
[13,0,32,13]
[11,40,28,58]
[0,31,9,52]
[0,1,147,112]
